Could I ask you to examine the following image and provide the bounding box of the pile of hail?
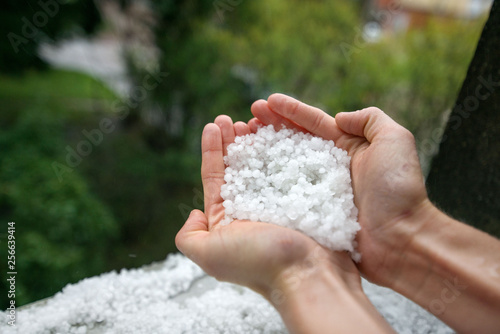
[220,125,361,261]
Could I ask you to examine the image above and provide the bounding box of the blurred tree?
[0,0,101,73]
[142,0,361,155]
[144,0,252,151]
[0,109,118,308]
[135,0,483,172]
[426,1,500,237]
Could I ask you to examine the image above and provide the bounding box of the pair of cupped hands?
[176,93,429,303]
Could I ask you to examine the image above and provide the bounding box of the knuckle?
[363,106,384,115]
[287,99,301,117]
[310,112,324,131]
[203,171,225,181]
[398,127,415,142]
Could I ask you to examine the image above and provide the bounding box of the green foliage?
[0,109,118,308]
[150,0,484,145]
[347,19,483,132]
[77,125,201,269]
[147,0,254,142]
[0,70,117,101]
[0,67,201,306]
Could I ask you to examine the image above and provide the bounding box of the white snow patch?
[1,254,452,333]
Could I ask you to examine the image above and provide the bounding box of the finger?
[201,123,225,226]
[335,107,401,143]
[214,115,235,156]
[267,93,344,141]
[175,209,209,262]
[251,99,305,132]
[234,121,251,136]
[248,117,264,133]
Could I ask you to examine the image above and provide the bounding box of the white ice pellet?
[1,254,452,333]
[221,125,361,259]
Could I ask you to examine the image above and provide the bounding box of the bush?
[0,109,118,308]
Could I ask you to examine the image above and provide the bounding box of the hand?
[250,94,429,287]
[250,94,500,333]
[176,114,396,333]
[175,116,360,298]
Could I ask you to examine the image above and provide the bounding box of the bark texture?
[426,1,500,237]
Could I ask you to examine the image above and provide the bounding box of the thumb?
[175,209,209,260]
[335,107,399,143]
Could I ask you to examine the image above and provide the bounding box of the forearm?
[386,200,500,333]
[271,262,394,334]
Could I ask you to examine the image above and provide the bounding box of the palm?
[200,220,322,292]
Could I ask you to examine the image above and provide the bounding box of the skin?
[176,93,500,333]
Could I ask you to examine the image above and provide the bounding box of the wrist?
[380,200,500,333]
[387,199,449,288]
[267,248,393,333]
[371,198,443,289]
[268,248,354,306]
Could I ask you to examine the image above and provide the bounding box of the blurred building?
[363,0,493,38]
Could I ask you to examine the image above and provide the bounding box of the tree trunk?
[426,0,500,237]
